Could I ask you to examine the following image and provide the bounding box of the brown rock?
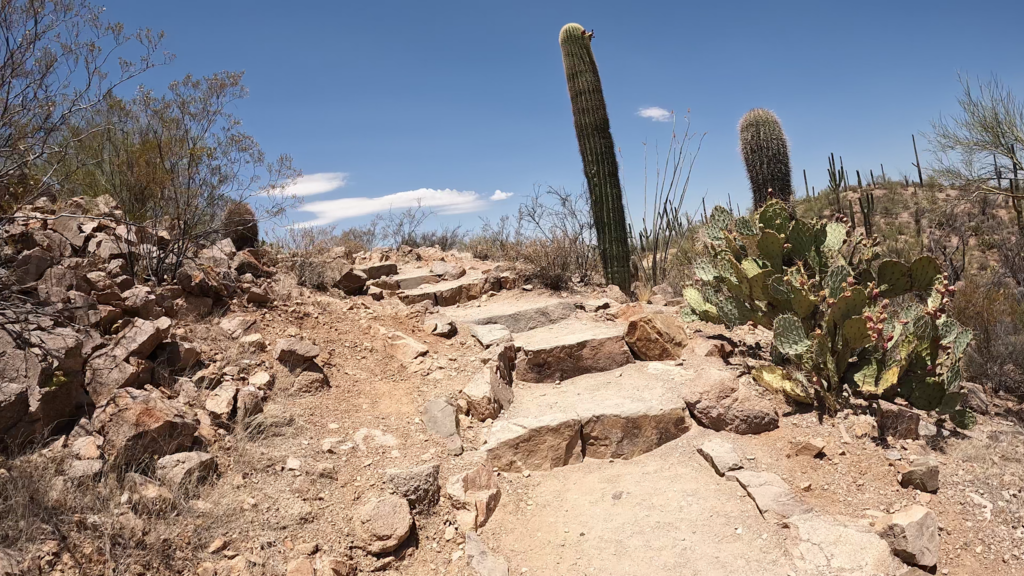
[514,319,633,383]
[878,505,939,567]
[355,495,413,554]
[155,451,217,492]
[876,401,929,440]
[682,369,779,435]
[791,438,826,458]
[624,313,689,361]
[219,314,257,339]
[291,366,330,394]
[385,463,441,509]
[274,338,320,367]
[286,560,315,576]
[482,414,582,472]
[91,387,198,469]
[85,317,172,403]
[13,247,52,285]
[384,330,429,362]
[447,464,501,532]
[121,285,159,319]
[899,456,939,493]
[0,328,88,444]
[725,469,813,520]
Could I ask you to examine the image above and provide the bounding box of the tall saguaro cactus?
[559,23,631,294]
[739,108,794,209]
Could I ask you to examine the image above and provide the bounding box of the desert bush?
[516,186,602,290]
[0,0,168,221]
[948,273,1024,399]
[271,225,341,290]
[683,200,973,418]
[59,71,298,283]
[403,224,467,251]
[463,215,521,262]
[335,215,383,253]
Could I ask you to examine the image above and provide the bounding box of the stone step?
[398,274,497,307]
[445,295,577,334]
[479,362,724,472]
[512,319,632,383]
[372,268,440,291]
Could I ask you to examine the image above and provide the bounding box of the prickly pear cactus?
[682,199,973,416]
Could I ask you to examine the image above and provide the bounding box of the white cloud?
[296,188,490,225]
[283,172,349,197]
[637,106,673,122]
[490,190,513,201]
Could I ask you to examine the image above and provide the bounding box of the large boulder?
[623,313,689,361]
[85,317,172,403]
[91,387,198,469]
[0,328,88,445]
[682,368,779,435]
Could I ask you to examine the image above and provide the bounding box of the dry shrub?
[948,273,1024,399]
[270,225,342,290]
[223,201,259,249]
[471,186,601,291]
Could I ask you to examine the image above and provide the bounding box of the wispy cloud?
[490,190,513,201]
[296,188,490,225]
[637,106,673,122]
[284,172,349,197]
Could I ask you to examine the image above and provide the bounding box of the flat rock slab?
[697,438,744,476]
[725,470,813,520]
[375,268,440,291]
[484,442,802,576]
[399,274,486,307]
[480,363,697,471]
[784,514,901,576]
[513,319,632,383]
[447,296,577,333]
[468,324,512,347]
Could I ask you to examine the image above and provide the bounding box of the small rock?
[385,463,441,509]
[878,505,939,568]
[447,464,501,532]
[791,438,826,458]
[697,438,743,476]
[355,495,413,554]
[274,337,320,367]
[286,559,315,576]
[155,452,217,492]
[285,457,302,471]
[900,456,939,493]
[422,398,459,438]
[238,333,267,352]
[207,537,227,554]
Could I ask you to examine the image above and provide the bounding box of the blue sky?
[103,0,1024,232]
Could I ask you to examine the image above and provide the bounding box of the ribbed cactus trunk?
[559,23,632,294]
[739,108,794,210]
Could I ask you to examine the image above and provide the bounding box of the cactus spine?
[558,23,631,293]
[739,108,794,209]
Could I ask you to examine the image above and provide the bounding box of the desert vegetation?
[2,4,1024,576]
